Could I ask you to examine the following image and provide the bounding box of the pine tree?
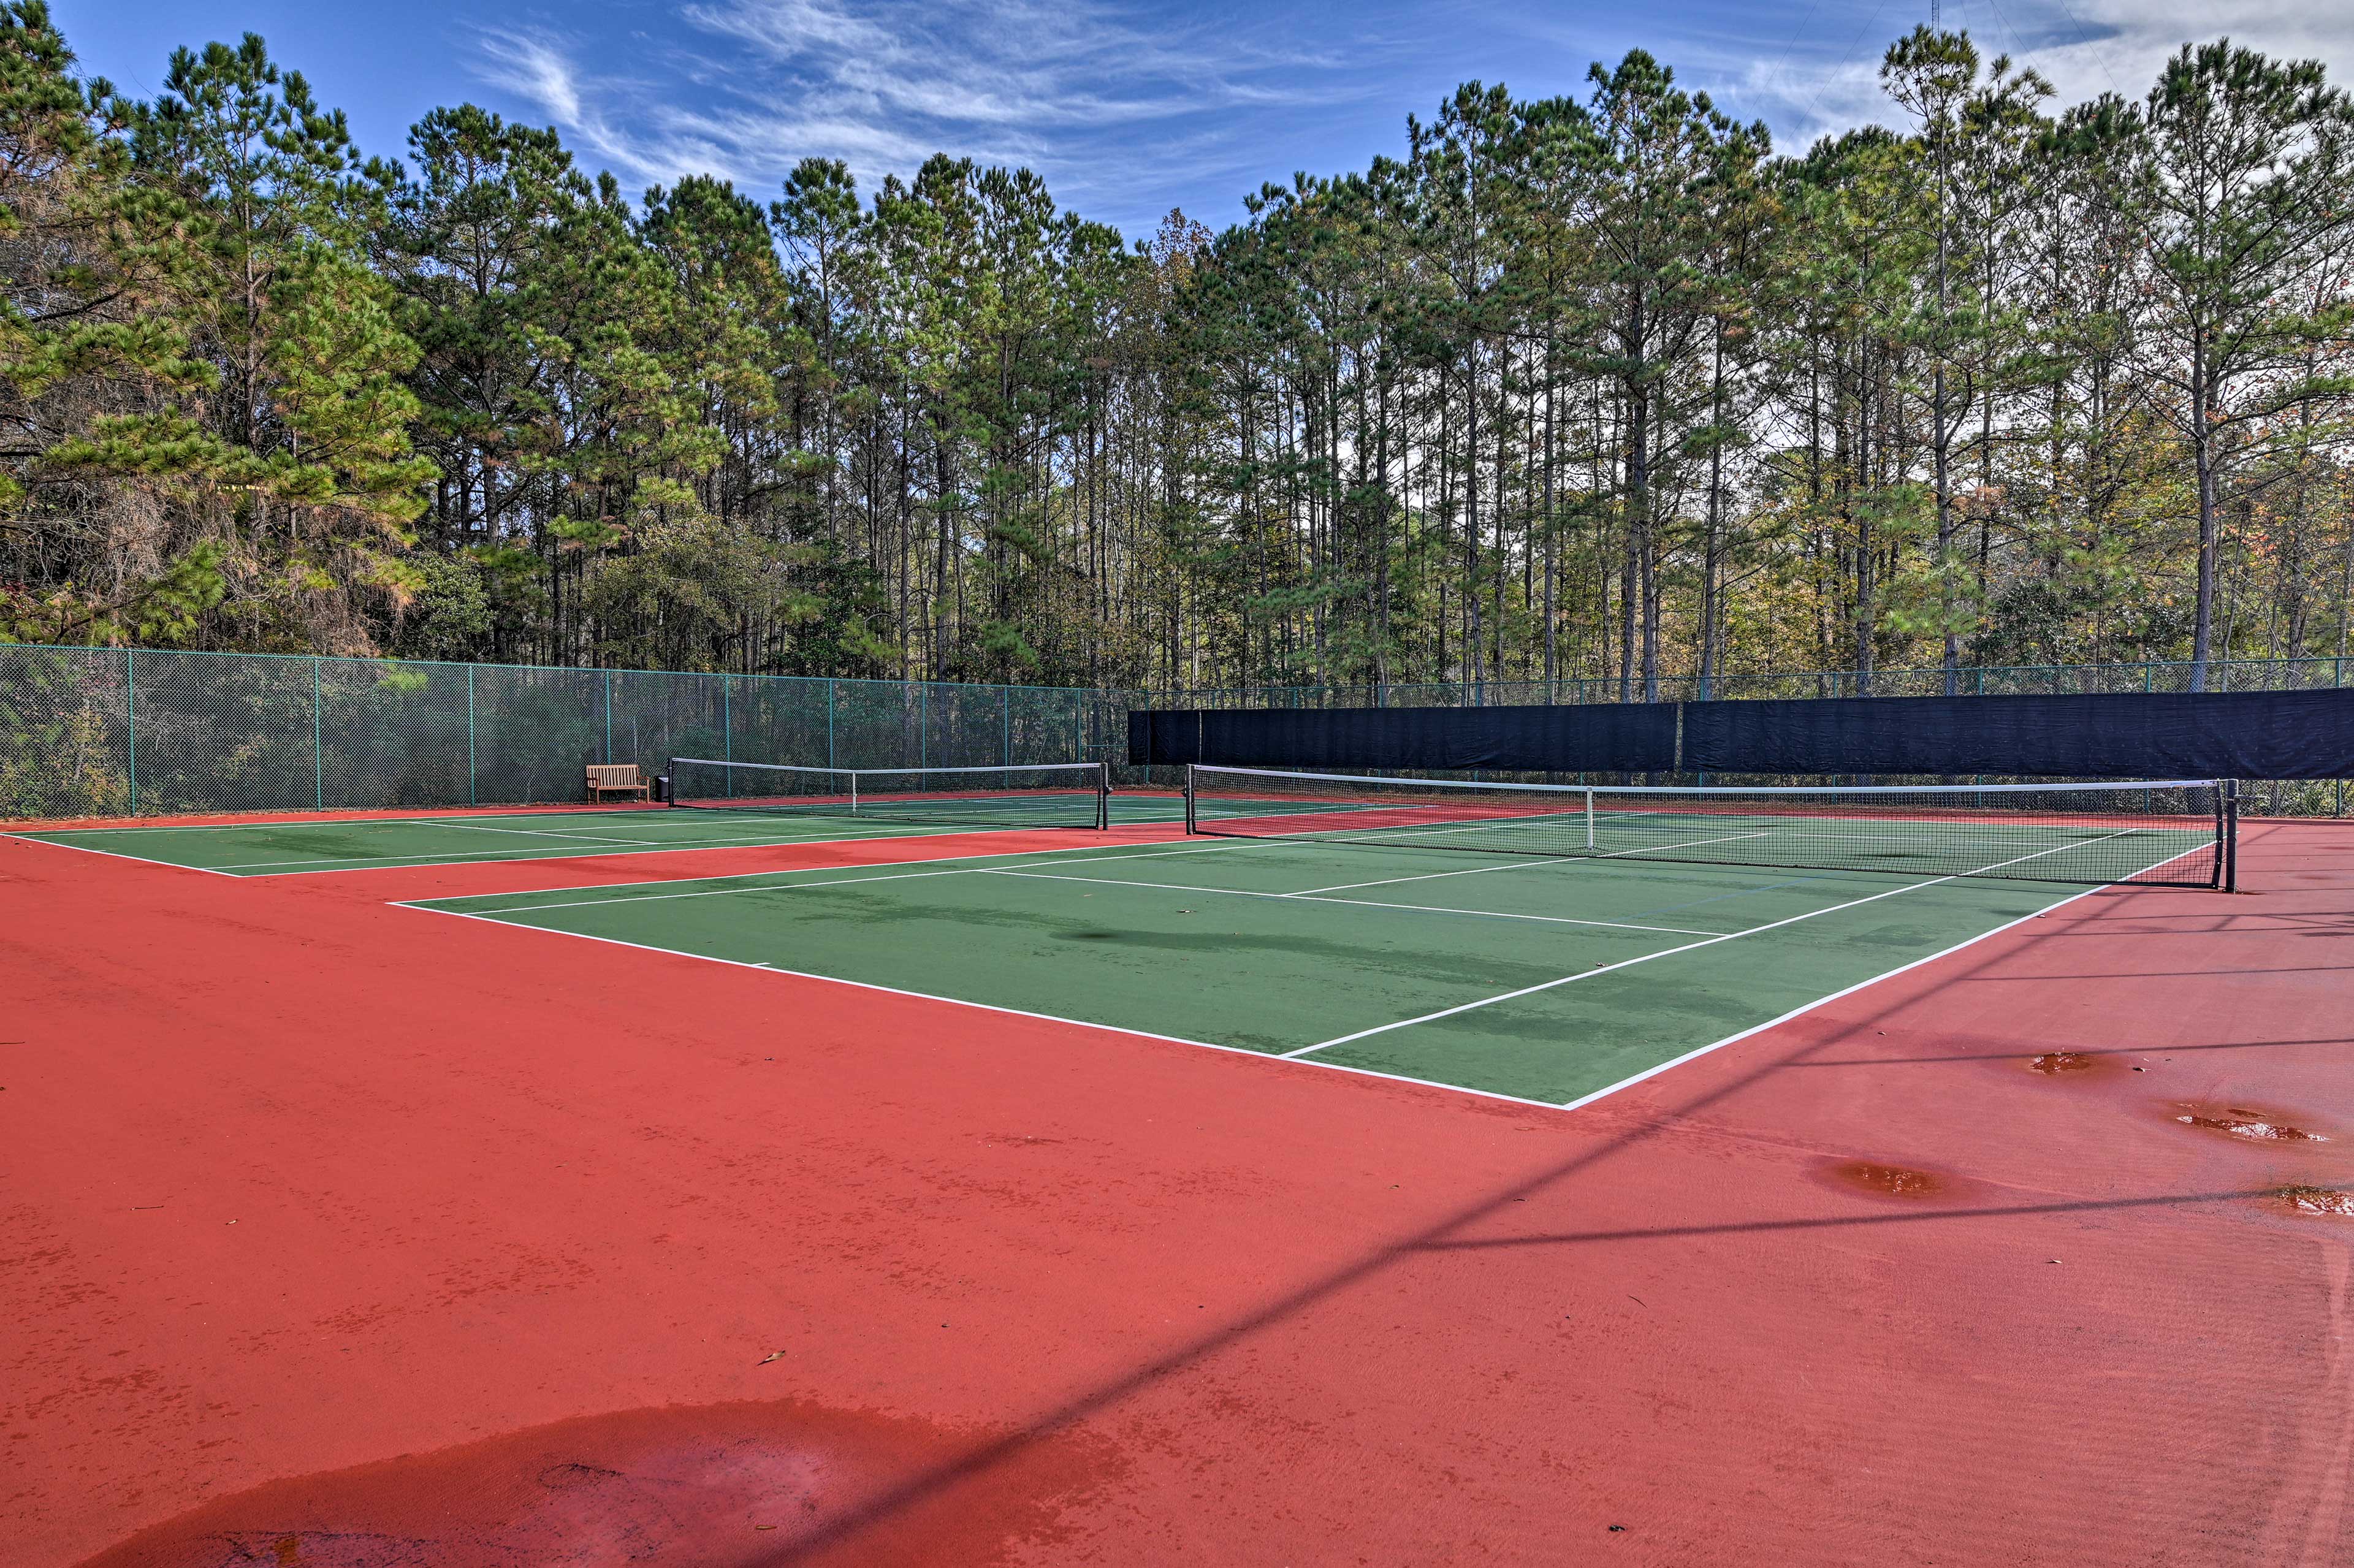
[2124,41,2354,689]
[123,32,429,651]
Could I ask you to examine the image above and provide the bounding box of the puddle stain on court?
[1022,920,1577,985]
[1818,1159,1957,1200]
[70,1398,1126,1568]
[2026,1051,2106,1076]
[1837,919,1987,950]
[2169,1103,2331,1143]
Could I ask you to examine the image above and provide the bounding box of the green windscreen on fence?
[0,645,1132,820]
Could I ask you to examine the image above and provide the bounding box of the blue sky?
[56,0,2354,243]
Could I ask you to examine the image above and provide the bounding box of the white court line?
[432,835,1248,904]
[1555,839,2205,1109]
[462,861,1017,911]
[974,867,1727,937]
[1299,896,1718,935]
[21,809,671,835]
[392,902,1573,1114]
[1291,860,1548,894]
[191,823,998,875]
[1290,830,1780,894]
[10,816,991,875]
[402,902,1229,1050]
[1281,828,2146,1059]
[217,823,875,869]
[411,820,653,847]
[18,809,1120,875]
[417,839,1260,915]
[2,832,243,877]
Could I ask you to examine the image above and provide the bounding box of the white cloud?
[474,27,584,126]
[1689,0,2354,153]
[471,24,769,191]
[459,0,1393,232]
[1992,0,2354,106]
[457,0,2354,241]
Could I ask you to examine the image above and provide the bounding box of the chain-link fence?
[0,645,1133,820]
[2,643,2347,820]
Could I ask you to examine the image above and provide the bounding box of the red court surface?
[5,818,2352,1566]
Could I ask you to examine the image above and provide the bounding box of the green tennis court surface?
[403,835,2100,1105]
[8,794,1194,875]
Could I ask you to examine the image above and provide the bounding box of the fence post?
[603,669,612,763]
[467,664,476,807]
[723,676,732,763]
[826,679,836,771]
[1003,685,1011,766]
[313,656,324,809]
[920,682,927,771]
[125,647,137,816]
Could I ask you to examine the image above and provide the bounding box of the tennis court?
[7,805,1171,876]
[8,766,1187,874]
[12,737,2352,1567]
[319,767,2223,1105]
[401,831,2132,1105]
[17,764,2226,1105]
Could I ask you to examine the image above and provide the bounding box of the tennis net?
[669,758,1110,829]
[1186,766,2233,888]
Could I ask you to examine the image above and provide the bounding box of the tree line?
[4,1,2352,694]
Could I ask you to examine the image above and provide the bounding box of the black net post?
[2223,780,2239,892]
[1183,765,1198,834]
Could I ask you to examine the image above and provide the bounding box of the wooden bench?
[585,763,652,803]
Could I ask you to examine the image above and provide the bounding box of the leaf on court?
[2279,1186,2354,1216]
[757,1350,785,1365]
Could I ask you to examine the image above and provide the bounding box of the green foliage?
[4,10,2353,691]
[0,698,128,816]
[374,661,429,692]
